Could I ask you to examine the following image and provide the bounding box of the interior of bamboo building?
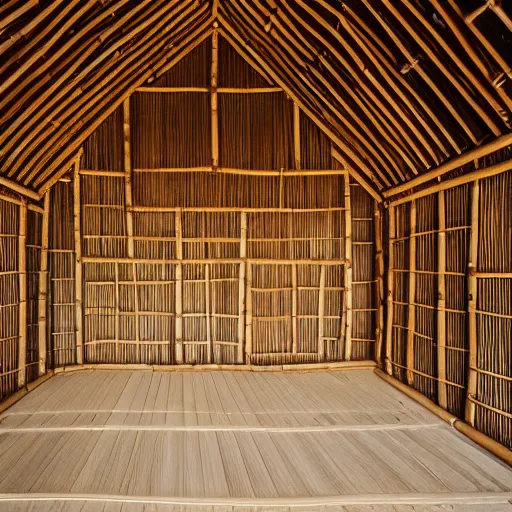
[0,1,512,510]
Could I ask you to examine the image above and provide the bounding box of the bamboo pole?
[385,133,512,199]
[115,263,120,360]
[205,264,212,364]
[344,175,353,361]
[135,86,283,93]
[291,263,298,355]
[293,102,301,170]
[0,176,40,202]
[466,180,480,426]
[245,263,253,363]
[375,369,512,466]
[390,159,512,207]
[318,265,326,361]
[238,213,247,363]
[132,167,348,176]
[123,98,134,259]
[38,192,50,376]
[175,211,183,364]
[374,202,385,365]
[17,202,27,389]
[73,160,83,365]
[437,191,447,409]
[406,201,417,386]
[211,25,219,169]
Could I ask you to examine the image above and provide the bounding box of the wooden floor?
[0,369,510,511]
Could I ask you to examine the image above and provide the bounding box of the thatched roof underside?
[1,0,512,197]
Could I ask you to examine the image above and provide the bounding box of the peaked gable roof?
[1,1,511,199]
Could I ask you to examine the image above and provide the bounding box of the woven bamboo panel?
[0,199,20,400]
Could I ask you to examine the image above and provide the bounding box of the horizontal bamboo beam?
[82,257,347,265]
[129,206,346,213]
[0,176,40,201]
[135,86,283,93]
[133,167,348,176]
[54,360,377,374]
[390,158,512,206]
[385,133,512,199]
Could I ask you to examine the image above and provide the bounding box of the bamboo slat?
[406,201,417,386]
[37,193,49,376]
[437,191,447,409]
[17,203,27,388]
[465,181,480,426]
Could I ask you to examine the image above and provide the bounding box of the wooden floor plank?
[0,369,510,505]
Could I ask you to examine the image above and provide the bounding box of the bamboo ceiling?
[1,1,512,198]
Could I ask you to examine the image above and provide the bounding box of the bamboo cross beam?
[73,160,83,365]
[466,180,480,426]
[437,190,448,409]
[38,192,50,376]
[406,201,417,386]
[17,202,27,389]
[344,175,353,361]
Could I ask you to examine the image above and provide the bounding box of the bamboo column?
[406,201,417,386]
[293,102,301,170]
[73,160,83,365]
[17,202,27,389]
[385,206,395,375]
[38,192,50,376]
[466,180,480,426]
[374,201,385,365]
[291,263,298,355]
[175,211,183,364]
[205,264,212,364]
[245,262,252,363]
[437,190,447,408]
[318,264,326,361]
[115,262,120,360]
[211,24,219,169]
[344,175,353,361]
[238,213,247,363]
[123,98,139,362]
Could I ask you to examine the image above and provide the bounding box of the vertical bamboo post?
[123,98,134,259]
[437,190,447,408]
[17,202,27,388]
[291,263,298,354]
[293,102,301,170]
[374,201,385,365]
[38,192,50,376]
[115,262,120,360]
[124,98,139,362]
[466,180,480,425]
[318,264,326,361]
[211,25,219,169]
[175,210,183,364]
[406,200,417,386]
[245,262,253,363]
[344,175,353,361]
[238,213,247,363]
[73,160,83,365]
[205,264,212,364]
[385,206,396,375]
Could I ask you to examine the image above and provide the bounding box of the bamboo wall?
[0,194,45,401]
[54,35,378,367]
[385,155,512,449]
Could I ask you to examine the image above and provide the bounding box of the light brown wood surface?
[0,369,510,510]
